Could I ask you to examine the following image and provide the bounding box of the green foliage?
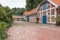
[0,6,7,21]
[0,21,7,30]
[13,8,25,15]
[26,0,42,11]
[0,22,7,40]
[56,16,60,26]
[0,4,13,40]
[0,6,13,23]
[0,31,7,40]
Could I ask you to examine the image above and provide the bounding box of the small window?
[42,2,47,10]
[48,13,50,15]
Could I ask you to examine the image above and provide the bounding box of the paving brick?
[7,21,60,40]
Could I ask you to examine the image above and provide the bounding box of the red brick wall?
[51,9,56,23]
[47,2,50,9]
[51,16,55,22]
[51,9,55,15]
[57,7,60,16]
[38,1,56,24]
[27,1,57,24]
[38,13,42,23]
[47,1,55,9]
[47,17,50,22]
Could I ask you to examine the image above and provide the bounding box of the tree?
[0,5,13,23]
[0,4,14,40]
[4,6,13,23]
[26,0,42,11]
[13,8,25,15]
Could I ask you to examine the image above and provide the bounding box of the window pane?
[42,3,47,10]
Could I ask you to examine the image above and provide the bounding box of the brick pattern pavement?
[7,21,60,40]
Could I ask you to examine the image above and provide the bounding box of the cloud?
[0,0,26,8]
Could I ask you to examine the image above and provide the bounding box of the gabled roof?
[36,0,60,13]
[24,8,37,16]
[24,0,60,16]
[52,0,60,6]
[38,0,60,8]
[48,0,60,7]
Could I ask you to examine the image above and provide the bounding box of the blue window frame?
[42,3,47,10]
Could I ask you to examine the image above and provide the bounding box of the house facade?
[37,0,60,24]
[24,0,60,24]
[24,8,37,22]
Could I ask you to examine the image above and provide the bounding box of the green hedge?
[56,16,60,26]
[0,21,9,40]
[0,5,13,40]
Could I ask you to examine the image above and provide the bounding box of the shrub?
[0,21,7,40]
[56,16,60,26]
[0,30,7,40]
[0,4,13,40]
[0,22,7,30]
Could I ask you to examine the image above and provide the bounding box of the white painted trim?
[47,9,50,23]
[54,7,57,24]
[48,0,58,7]
[41,7,57,24]
[54,7,57,18]
[49,7,57,24]
[38,2,57,24]
[50,3,51,23]
[47,4,51,6]
[51,15,56,16]
[38,7,56,12]
[47,22,56,24]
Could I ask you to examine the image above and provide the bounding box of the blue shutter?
[42,3,47,10]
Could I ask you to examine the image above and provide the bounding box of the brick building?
[24,0,60,24]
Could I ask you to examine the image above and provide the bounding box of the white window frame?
[38,2,57,24]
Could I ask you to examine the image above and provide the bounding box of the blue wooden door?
[42,15,47,24]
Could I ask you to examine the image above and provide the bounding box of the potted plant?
[56,16,60,26]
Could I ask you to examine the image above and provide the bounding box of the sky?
[0,0,26,8]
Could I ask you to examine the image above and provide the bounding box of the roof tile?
[52,0,60,6]
[24,8,37,16]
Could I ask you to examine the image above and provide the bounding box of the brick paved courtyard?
[7,21,60,40]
